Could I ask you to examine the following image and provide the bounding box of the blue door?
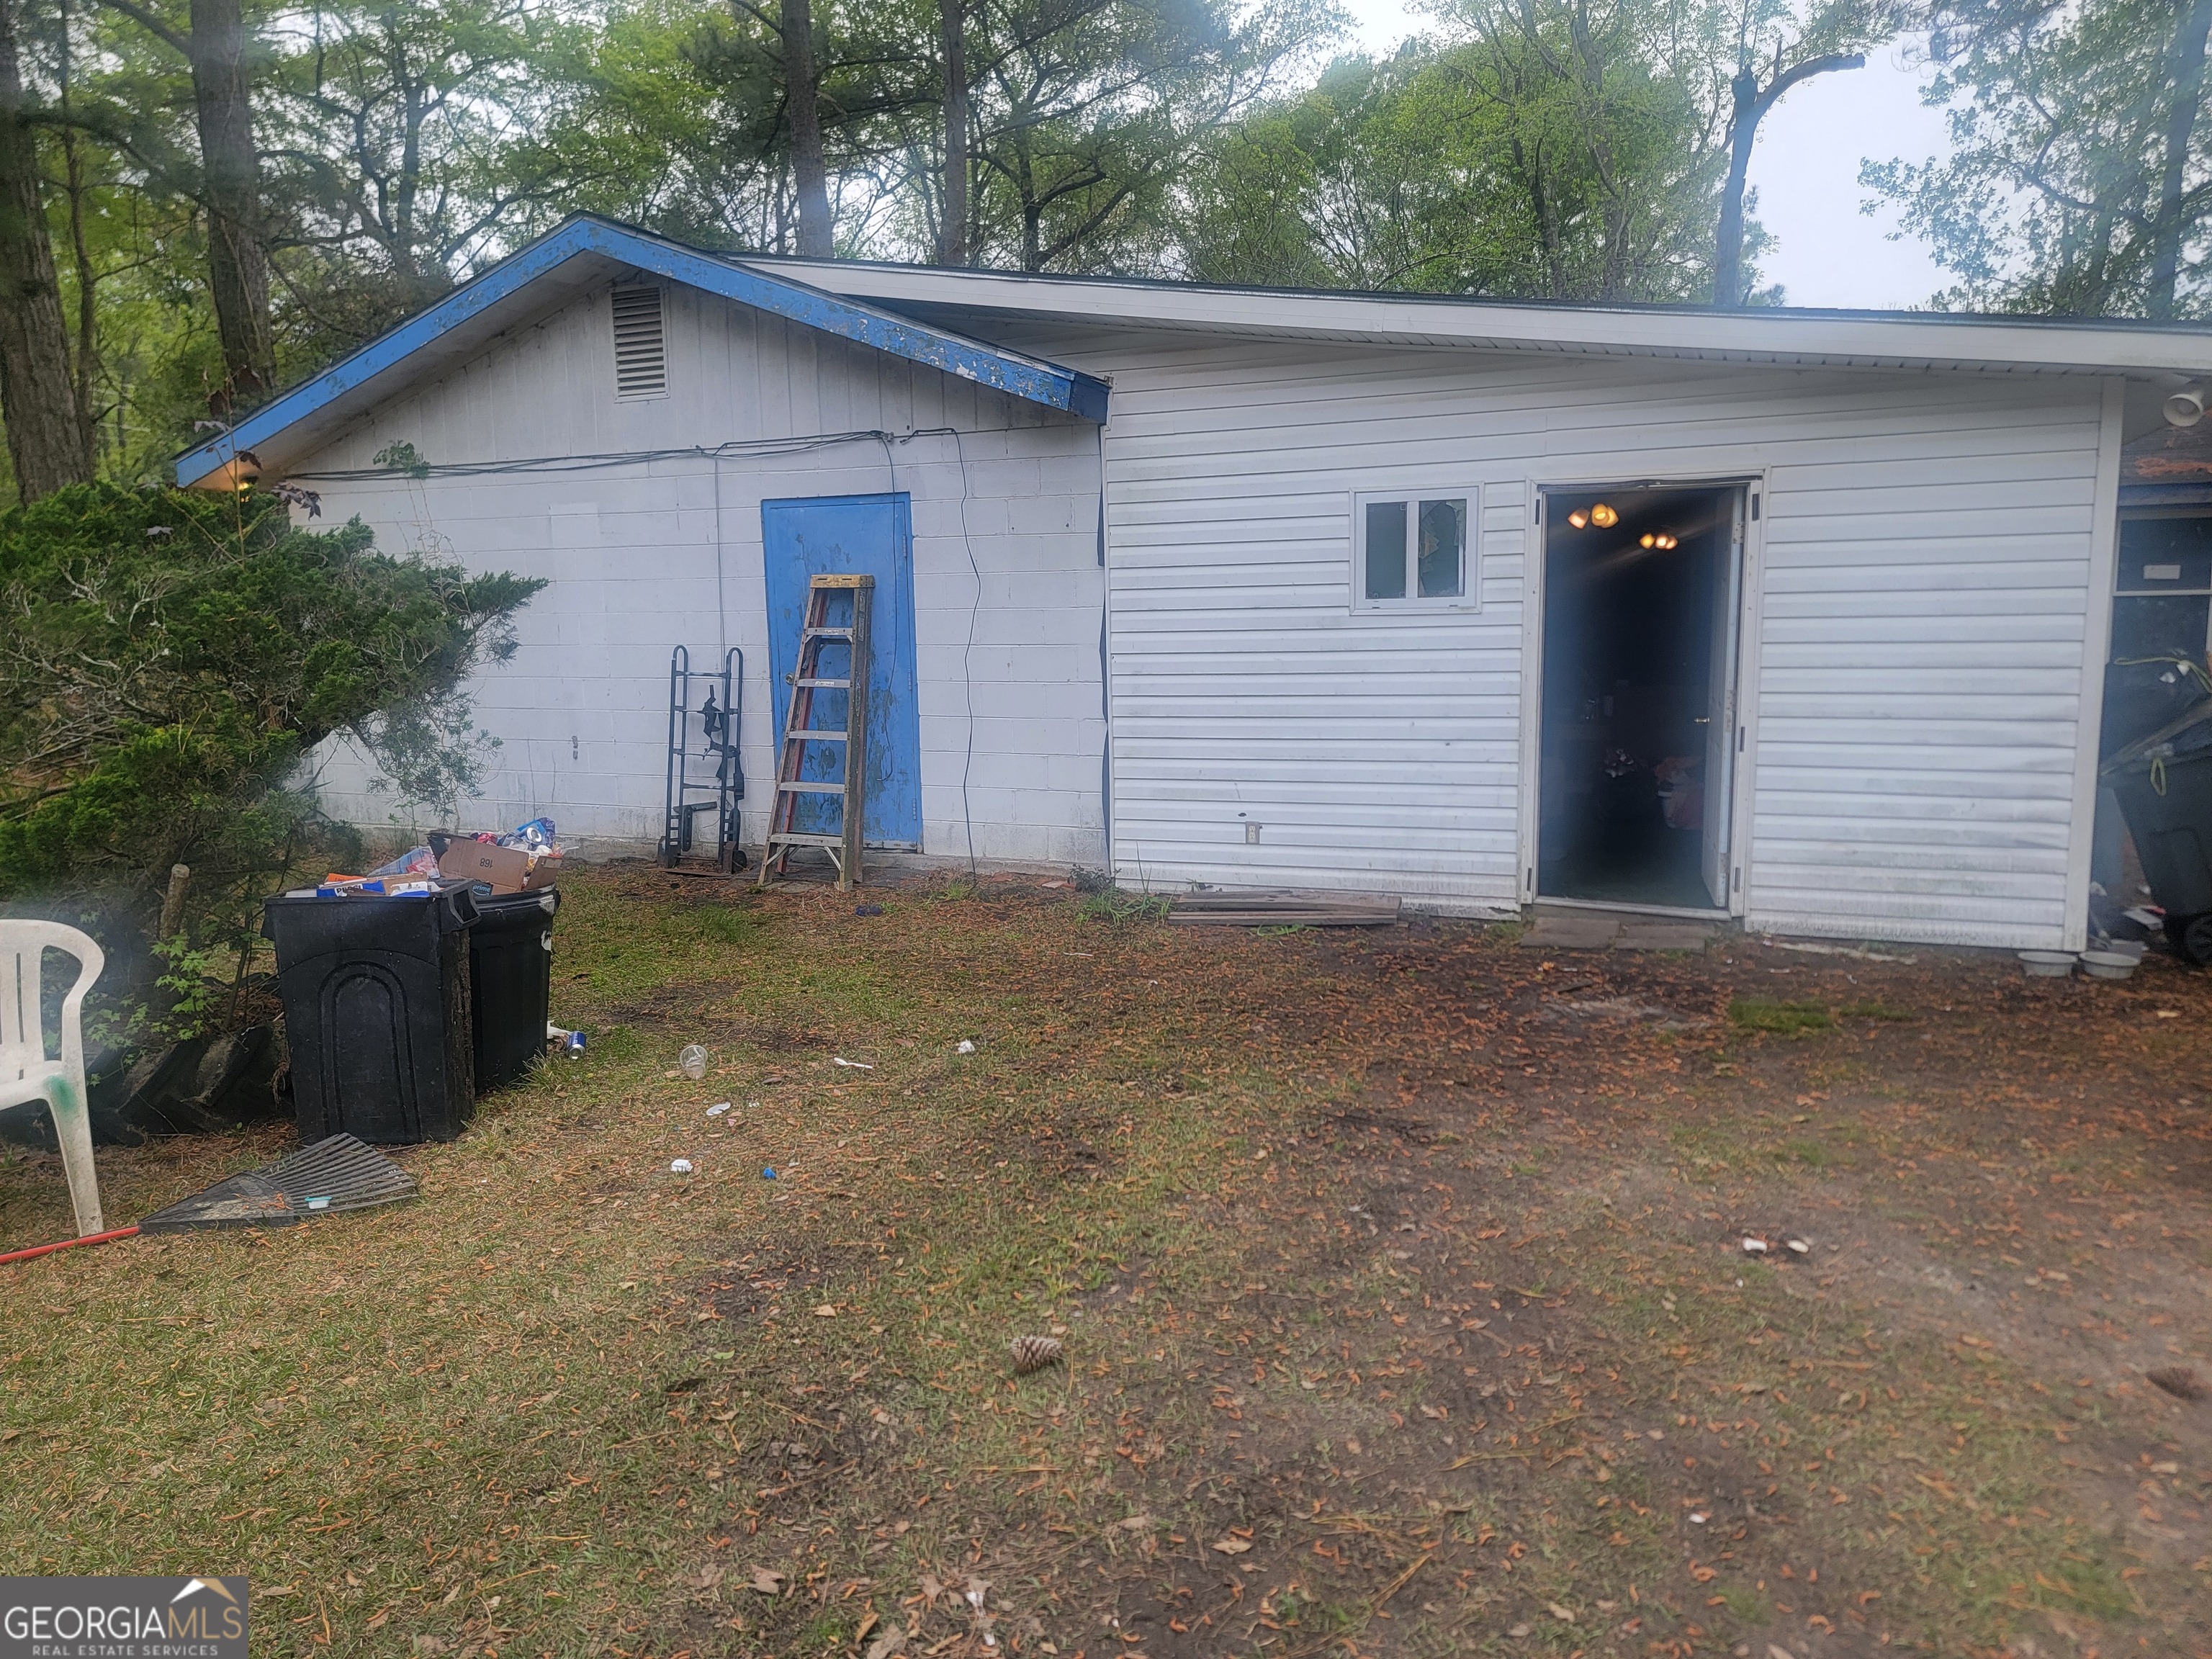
[762,494,923,849]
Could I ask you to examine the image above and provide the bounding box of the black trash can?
[2105,700,2212,964]
[264,885,479,1143]
[469,887,559,1092]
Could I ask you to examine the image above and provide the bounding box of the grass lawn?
[4,866,2210,1659]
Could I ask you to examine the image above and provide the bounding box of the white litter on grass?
[833,1057,875,1070]
[1740,1237,1769,1254]
[1689,1512,1708,1524]
[670,1159,694,1174]
[956,1039,976,1054]
[707,1102,732,1116]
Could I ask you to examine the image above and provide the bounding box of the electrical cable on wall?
[292,426,1020,482]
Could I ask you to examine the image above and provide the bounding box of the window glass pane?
[1417,498,1465,598]
[1364,500,1407,599]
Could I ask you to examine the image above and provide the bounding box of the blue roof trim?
[174,217,1108,485]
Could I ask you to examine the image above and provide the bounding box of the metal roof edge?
[174,217,1107,486]
[741,254,2212,377]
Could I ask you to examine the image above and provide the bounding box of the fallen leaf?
[1212,1538,1251,1555]
[748,1568,786,1594]
[1547,1602,1575,1624]
[1507,1623,1532,1637]
[814,1304,837,1318]
[1116,1514,1155,1532]
[1768,1647,1797,1659]
[864,1628,908,1659]
[689,1565,725,1590]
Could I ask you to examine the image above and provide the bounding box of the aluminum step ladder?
[757,573,872,890]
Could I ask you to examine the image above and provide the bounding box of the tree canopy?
[1866,0,2212,318]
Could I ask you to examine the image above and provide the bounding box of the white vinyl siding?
[1002,327,2109,947]
[293,282,1106,865]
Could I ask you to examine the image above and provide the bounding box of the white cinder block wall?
[295,281,1108,866]
[998,326,2116,949]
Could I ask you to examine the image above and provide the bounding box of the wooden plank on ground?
[1167,892,1402,927]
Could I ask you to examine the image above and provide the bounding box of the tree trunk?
[0,0,92,500]
[1713,53,1865,306]
[61,127,96,463]
[58,0,99,464]
[1712,67,1760,306]
[938,0,968,266]
[781,0,832,257]
[2148,0,2212,318]
[187,0,274,401]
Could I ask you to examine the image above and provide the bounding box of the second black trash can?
[469,887,559,1092]
[2105,698,2212,964]
[264,885,478,1143]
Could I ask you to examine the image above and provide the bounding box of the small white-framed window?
[1354,488,1477,610]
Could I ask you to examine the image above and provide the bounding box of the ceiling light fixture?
[1567,509,1589,529]
[1640,533,1656,549]
[1589,503,1619,528]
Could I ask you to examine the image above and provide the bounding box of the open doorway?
[1538,484,1745,912]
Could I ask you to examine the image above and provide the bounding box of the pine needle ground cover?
[4,868,2208,1658]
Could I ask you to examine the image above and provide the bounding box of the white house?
[176,217,2212,952]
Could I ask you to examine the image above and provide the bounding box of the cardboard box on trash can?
[437,840,562,894]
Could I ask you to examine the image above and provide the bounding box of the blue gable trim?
[174,217,1109,485]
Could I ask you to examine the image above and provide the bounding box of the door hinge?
[1737,726,1746,752]
[1750,493,1761,521]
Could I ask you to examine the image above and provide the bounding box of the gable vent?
[611,284,667,399]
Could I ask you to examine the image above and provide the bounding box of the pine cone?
[1009,1335,1064,1375]
[2147,1365,2205,1401]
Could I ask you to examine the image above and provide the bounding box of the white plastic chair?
[1,922,107,1236]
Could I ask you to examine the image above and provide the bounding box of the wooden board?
[1168,891,1402,927]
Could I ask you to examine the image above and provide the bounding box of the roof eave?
[174,218,1107,487]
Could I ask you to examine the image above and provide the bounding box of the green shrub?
[0,482,541,1038]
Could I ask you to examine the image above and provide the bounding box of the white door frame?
[1519,467,1771,918]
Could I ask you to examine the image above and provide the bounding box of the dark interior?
[1538,486,1734,909]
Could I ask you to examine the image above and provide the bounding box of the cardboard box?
[438,841,562,894]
